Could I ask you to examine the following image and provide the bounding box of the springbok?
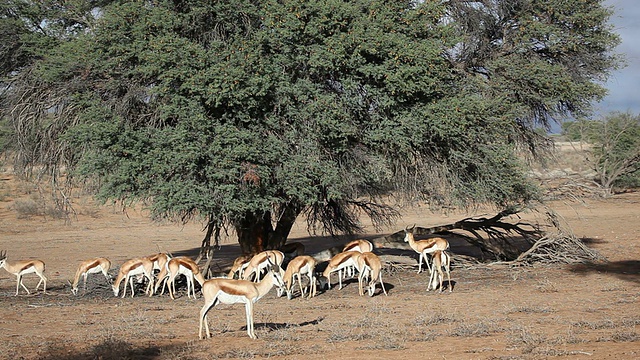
[242,250,284,282]
[322,251,361,290]
[112,258,155,298]
[282,255,317,300]
[428,250,452,292]
[0,250,47,295]
[199,260,285,339]
[155,256,206,299]
[355,252,388,297]
[227,255,251,279]
[71,257,111,295]
[404,225,449,274]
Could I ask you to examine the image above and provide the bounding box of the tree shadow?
[568,260,640,284]
[172,227,599,277]
[171,229,493,276]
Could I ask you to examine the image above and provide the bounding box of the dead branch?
[372,205,604,267]
[374,207,543,261]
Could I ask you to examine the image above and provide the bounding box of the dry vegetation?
[0,146,639,359]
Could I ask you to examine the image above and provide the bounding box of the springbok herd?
[0,227,453,339]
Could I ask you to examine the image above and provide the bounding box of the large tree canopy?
[1,0,621,254]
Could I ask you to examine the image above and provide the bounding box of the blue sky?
[598,0,640,116]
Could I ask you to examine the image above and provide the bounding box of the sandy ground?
[0,173,639,360]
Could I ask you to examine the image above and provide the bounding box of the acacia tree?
[1,0,621,254]
[563,112,640,195]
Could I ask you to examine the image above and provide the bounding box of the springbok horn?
[404,224,416,232]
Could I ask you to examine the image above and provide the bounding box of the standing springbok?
[0,250,47,295]
[227,255,252,279]
[145,252,171,272]
[199,260,285,339]
[404,225,449,274]
[343,239,373,253]
[341,239,374,278]
[145,252,171,292]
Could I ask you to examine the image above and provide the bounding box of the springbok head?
[266,257,285,288]
[403,224,416,243]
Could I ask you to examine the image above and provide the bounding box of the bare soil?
[0,173,639,360]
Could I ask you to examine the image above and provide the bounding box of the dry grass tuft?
[535,278,559,293]
[414,312,459,326]
[503,304,554,314]
[449,319,503,337]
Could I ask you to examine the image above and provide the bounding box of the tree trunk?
[234,203,302,255]
[267,203,301,250]
[236,211,273,255]
[196,215,221,277]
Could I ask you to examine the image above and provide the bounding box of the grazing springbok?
[322,251,361,290]
[144,252,171,292]
[227,255,252,279]
[404,225,449,274]
[343,239,374,253]
[242,250,284,282]
[199,260,285,339]
[145,252,171,272]
[155,256,206,299]
[341,239,374,278]
[112,257,155,298]
[71,257,111,295]
[355,252,388,297]
[281,255,317,300]
[428,250,452,293]
[0,250,47,295]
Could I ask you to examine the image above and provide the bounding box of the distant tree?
[562,113,640,195]
[1,0,622,254]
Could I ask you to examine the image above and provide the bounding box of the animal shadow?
[248,317,325,332]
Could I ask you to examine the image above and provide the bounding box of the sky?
[597,0,640,117]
